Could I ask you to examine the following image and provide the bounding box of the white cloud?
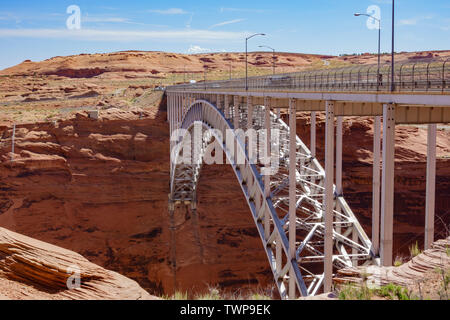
[148,8,188,15]
[0,28,246,42]
[82,15,161,27]
[187,45,212,54]
[372,0,393,4]
[220,7,268,14]
[0,12,20,22]
[399,18,418,26]
[186,13,194,28]
[210,19,245,29]
[399,15,433,26]
[83,16,129,23]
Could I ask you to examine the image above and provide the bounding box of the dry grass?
[163,286,275,301]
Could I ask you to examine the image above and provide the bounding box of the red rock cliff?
[0,107,448,297]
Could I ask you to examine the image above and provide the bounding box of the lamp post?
[391,0,395,92]
[204,65,207,90]
[259,45,276,75]
[246,33,266,91]
[354,13,381,90]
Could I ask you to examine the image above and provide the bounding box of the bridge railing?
[168,60,450,93]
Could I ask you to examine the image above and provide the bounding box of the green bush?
[409,242,422,258]
[338,283,373,300]
[376,283,414,300]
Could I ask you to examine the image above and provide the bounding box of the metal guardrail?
[169,60,450,93]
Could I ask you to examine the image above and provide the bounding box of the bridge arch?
[168,96,374,298]
[169,99,307,298]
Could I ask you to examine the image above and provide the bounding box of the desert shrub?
[394,256,404,267]
[163,291,189,300]
[409,241,422,258]
[195,287,222,301]
[377,283,414,300]
[338,283,373,300]
[436,268,449,300]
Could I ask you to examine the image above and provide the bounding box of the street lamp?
[354,12,381,90]
[246,33,266,91]
[203,65,208,90]
[391,0,395,92]
[258,45,276,75]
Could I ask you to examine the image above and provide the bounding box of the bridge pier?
[247,96,254,130]
[381,104,396,266]
[336,117,343,237]
[224,95,230,119]
[425,124,437,250]
[264,97,272,241]
[311,112,316,159]
[233,96,240,129]
[288,98,297,299]
[372,116,382,256]
[324,101,335,292]
[168,199,177,293]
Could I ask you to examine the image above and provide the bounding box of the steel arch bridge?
[166,61,449,299]
[168,97,375,299]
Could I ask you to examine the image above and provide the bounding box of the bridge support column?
[336,117,343,196]
[247,96,254,130]
[273,97,282,290]
[174,94,178,130]
[233,96,240,129]
[289,98,297,299]
[178,94,182,129]
[336,117,343,237]
[425,124,437,250]
[372,116,382,256]
[224,95,230,119]
[381,104,395,267]
[246,97,254,160]
[324,101,335,293]
[168,199,177,293]
[216,94,222,112]
[264,97,271,241]
[311,112,316,158]
[175,94,179,130]
[169,95,173,174]
[184,94,188,117]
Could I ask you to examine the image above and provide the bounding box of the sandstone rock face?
[0,109,271,297]
[334,237,450,290]
[0,227,155,300]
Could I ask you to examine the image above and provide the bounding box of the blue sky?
[0,0,449,70]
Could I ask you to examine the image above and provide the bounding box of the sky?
[0,0,449,70]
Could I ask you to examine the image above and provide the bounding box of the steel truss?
[168,95,376,299]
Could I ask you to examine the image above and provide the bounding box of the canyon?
[0,107,448,297]
[0,51,448,298]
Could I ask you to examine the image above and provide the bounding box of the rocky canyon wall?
[0,104,448,297]
[0,107,272,297]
